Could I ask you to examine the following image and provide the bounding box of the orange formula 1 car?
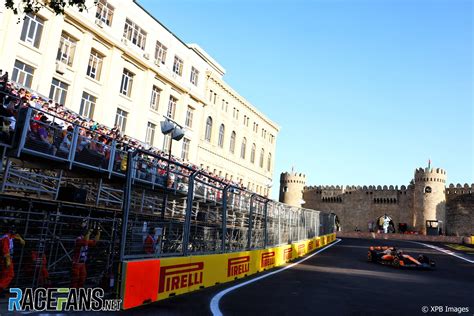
[367,246,435,269]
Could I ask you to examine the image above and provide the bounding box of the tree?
[4,0,97,16]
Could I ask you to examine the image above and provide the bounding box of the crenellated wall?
[303,184,414,232]
[446,192,474,236]
[297,167,473,236]
[446,183,474,198]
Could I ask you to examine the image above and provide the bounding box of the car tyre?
[393,258,401,268]
[368,250,376,262]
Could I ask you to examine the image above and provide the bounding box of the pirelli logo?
[227,256,250,277]
[260,252,275,268]
[283,248,292,261]
[158,262,204,293]
[308,240,314,251]
[315,239,320,248]
[298,244,305,256]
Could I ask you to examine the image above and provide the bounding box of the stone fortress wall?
[279,167,474,236]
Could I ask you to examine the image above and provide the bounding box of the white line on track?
[412,242,474,264]
[209,238,342,316]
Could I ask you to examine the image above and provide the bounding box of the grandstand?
[0,72,335,303]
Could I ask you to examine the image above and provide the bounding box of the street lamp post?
[160,118,185,219]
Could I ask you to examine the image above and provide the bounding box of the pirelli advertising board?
[120,233,336,309]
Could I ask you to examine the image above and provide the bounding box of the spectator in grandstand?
[58,131,73,156]
[0,95,18,144]
[0,226,25,293]
[71,226,101,288]
[1,75,257,196]
[0,95,16,144]
[77,129,92,152]
[34,116,56,154]
[167,165,176,189]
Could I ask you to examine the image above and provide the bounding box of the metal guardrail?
[120,149,336,260]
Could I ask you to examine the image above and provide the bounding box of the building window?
[250,143,256,163]
[87,50,103,80]
[205,117,213,142]
[267,153,272,171]
[173,56,183,76]
[123,18,147,50]
[56,32,77,66]
[259,148,265,168]
[218,124,225,148]
[190,67,199,86]
[79,92,96,119]
[115,108,128,132]
[185,106,194,128]
[233,107,240,120]
[150,86,161,111]
[120,69,134,97]
[181,138,190,160]
[95,0,114,26]
[12,60,34,88]
[49,78,68,105]
[240,137,247,159]
[145,122,156,146]
[167,96,177,119]
[209,90,213,102]
[229,131,236,153]
[154,41,167,64]
[20,14,44,48]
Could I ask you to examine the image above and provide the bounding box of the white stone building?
[0,0,279,196]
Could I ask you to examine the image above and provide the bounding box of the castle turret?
[279,171,306,207]
[413,167,447,234]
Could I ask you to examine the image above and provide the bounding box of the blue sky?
[139,0,473,198]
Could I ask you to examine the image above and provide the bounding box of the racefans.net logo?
[8,288,122,312]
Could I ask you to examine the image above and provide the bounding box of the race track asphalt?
[125,238,474,316]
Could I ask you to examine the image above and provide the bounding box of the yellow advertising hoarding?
[121,233,336,309]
